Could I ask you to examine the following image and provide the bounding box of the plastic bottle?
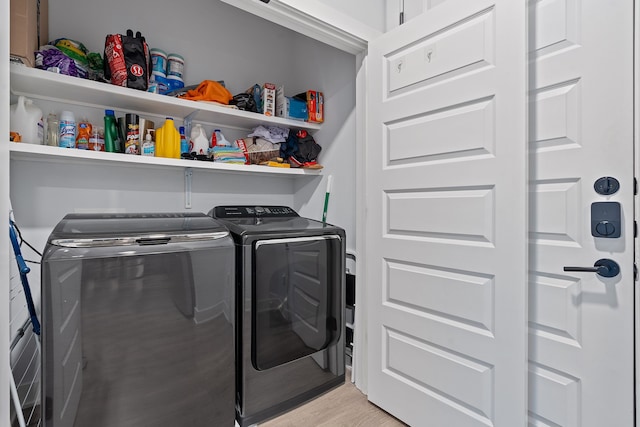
[141,129,155,156]
[88,126,105,151]
[155,117,180,159]
[212,129,231,147]
[190,124,208,155]
[45,113,59,147]
[10,96,44,144]
[104,109,122,153]
[75,119,91,150]
[59,111,76,148]
[180,126,189,155]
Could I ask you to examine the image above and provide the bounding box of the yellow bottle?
[155,117,180,158]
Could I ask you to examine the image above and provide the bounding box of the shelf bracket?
[184,168,193,209]
[183,110,200,144]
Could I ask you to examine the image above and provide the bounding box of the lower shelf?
[9,142,322,177]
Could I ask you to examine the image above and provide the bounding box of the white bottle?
[141,129,155,156]
[59,110,77,148]
[190,124,209,155]
[212,129,232,147]
[9,95,44,144]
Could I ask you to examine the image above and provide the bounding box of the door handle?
[563,258,620,278]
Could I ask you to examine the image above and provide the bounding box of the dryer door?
[253,235,342,370]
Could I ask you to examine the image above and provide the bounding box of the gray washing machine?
[210,205,345,427]
[41,213,236,427]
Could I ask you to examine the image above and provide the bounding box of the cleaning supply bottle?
[141,129,155,156]
[211,128,231,147]
[180,126,189,155]
[10,95,44,144]
[59,111,77,148]
[45,113,59,147]
[155,117,180,158]
[104,109,122,153]
[75,119,91,150]
[190,124,208,156]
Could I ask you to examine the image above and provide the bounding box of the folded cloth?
[180,80,233,104]
[211,146,247,164]
[248,125,290,144]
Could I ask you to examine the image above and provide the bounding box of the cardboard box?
[262,83,276,117]
[276,86,308,121]
[10,0,49,67]
[296,90,324,123]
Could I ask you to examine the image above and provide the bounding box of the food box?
[10,0,49,67]
[276,86,308,121]
[295,90,324,123]
[262,83,276,117]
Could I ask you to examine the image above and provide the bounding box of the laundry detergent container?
[41,213,235,427]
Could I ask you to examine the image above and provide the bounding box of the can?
[124,113,140,155]
[150,48,168,76]
[58,110,76,148]
[167,53,184,80]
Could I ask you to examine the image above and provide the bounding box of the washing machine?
[210,205,345,426]
[41,212,236,427]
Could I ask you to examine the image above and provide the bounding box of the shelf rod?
[185,168,193,209]
[183,110,200,144]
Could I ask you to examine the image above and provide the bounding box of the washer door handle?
[563,258,620,278]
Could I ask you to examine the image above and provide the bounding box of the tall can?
[167,53,184,80]
[124,113,140,155]
[150,48,168,77]
[59,111,76,148]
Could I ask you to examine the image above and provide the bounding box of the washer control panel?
[212,205,299,219]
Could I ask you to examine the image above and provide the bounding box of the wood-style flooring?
[259,370,407,427]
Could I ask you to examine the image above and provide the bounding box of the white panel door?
[366,1,527,426]
[528,0,634,426]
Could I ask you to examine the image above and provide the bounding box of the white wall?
[287,36,357,250]
[320,0,386,33]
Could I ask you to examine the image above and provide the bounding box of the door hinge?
[635,220,638,238]
[635,264,638,281]
[635,177,638,195]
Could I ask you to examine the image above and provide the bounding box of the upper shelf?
[9,63,321,131]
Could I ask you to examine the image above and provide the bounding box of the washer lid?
[48,212,230,247]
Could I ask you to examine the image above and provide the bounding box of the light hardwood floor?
[259,370,406,427]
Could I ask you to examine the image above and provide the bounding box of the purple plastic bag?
[35,45,88,78]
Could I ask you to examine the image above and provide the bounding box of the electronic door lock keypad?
[591,202,621,238]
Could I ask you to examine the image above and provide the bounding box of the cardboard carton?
[276,86,308,121]
[262,83,276,117]
[10,0,49,67]
[296,90,324,123]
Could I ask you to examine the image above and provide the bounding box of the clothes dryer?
[210,205,345,426]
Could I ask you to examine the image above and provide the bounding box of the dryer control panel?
[212,205,299,219]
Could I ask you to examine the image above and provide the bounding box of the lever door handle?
[564,258,620,278]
